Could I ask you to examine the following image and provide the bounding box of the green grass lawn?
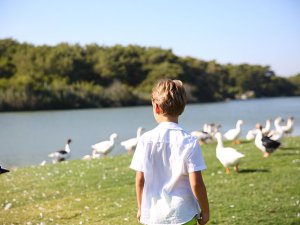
[1,136,300,225]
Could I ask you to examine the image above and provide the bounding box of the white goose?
[246,129,257,141]
[262,119,272,135]
[121,127,144,153]
[82,149,101,160]
[223,120,244,144]
[281,117,295,136]
[191,130,211,145]
[246,119,271,141]
[203,123,221,136]
[268,117,284,141]
[48,139,72,163]
[192,123,220,144]
[91,133,118,156]
[215,132,245,173]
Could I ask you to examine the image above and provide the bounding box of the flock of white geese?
[191,116,294,173]
[47,127,145,164]
[46,117,295,174]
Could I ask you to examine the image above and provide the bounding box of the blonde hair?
[152,79,187,116]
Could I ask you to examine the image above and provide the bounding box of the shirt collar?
[157,122,183,130]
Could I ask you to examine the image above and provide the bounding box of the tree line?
[0,38,299,111]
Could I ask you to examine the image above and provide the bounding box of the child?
[130,79,209,225]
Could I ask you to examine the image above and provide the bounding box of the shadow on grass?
[274,152,299,157]
[238,169,270,173]
[279,146,299,150]
[291,221,300,225]
[274,148,300,156]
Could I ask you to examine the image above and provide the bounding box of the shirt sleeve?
[129,138,144,172]
[185,139,207,173]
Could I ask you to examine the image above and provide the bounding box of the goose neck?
[65,144,71,152]
[255,130,262,141]
[110,136,115,142]
[137,128,143,138]
[216,137,224,149]
[265,121,271,130]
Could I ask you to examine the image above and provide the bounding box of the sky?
[0,0,300,77]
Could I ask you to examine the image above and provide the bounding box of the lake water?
[0,97,299,168]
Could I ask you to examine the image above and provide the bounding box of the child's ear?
[154,103,160,114]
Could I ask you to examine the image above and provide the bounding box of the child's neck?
[157,114,178,124]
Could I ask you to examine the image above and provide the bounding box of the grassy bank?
[1,136,300,224]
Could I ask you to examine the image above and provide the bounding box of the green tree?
[0,38,298,111]
[288,74,300,95]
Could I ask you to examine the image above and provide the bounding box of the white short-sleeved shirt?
[130,122,206,225]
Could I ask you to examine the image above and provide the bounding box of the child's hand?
[137,208,141,222]
[198,211,209,225]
